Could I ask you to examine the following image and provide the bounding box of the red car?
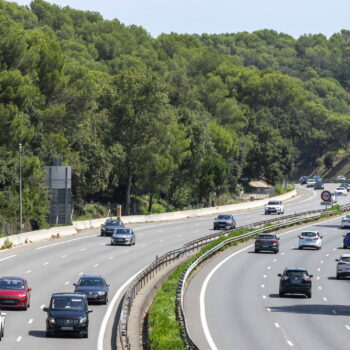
[0,277,31,310]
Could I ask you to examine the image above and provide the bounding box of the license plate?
[61,327,74,331]
[2,300,14,304]
[262,246,269,248]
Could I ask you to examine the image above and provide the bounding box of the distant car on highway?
[299,176,308,185]
[335,254,350,279]
[335,187,347,196]
[0,311,6,340]
[265,200,284,215]
[340,183,350,192]
[0,277,31,310]
[278,268,312,298]
[314,181,324,190]
[306,178,316,187]
[74,275,109,305]
[341,214,350,229]
[337,175,346,181]
[213,214,236,230]
[254,233,279,253]
[298,231,322,250]
[111,227,136,246]
[332,192,338,203]
[44,292,92,338]
[343,232,350,248]
[101,219,124,236]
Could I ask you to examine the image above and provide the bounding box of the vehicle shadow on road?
[313,224,341,228]
[29,330,82,338]
[268,304,350,316]
[28,330,47,338]
[269,294,306,299]
[328,276,350,281]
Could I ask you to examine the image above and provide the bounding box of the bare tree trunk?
[148,192,153,213]
[125,173,132,215]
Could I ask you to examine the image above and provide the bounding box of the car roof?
[340,254,350,258]
[52,292,86,298]
[0,277,25,281]
[79,275,104,279]
[257,233,275,236]
[284,267,308,272]
[301,230,318,233]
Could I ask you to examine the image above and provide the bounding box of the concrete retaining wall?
[0,190,297,249]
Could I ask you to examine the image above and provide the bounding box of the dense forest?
[1,0,350,232]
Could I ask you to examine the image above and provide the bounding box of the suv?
[298,231,322,250]
[74,275,109,304]
[314,181,324,190]
[335,254,350,279]
[254,233,279,253]
[43,293,92,338]
[101,219,124,236]
[299,176,308,185]
[213,214,236,230]
[343,232,350,248]
[278,268,312,298]
[265,201,284,215]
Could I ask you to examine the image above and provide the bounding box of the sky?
[10,0,350,38]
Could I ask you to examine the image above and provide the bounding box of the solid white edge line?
[200,244,253,350]
[0,254,17,262]
[97,267,144,350]
[36,236,94,250]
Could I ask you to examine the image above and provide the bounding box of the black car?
[314,181,324,190]
[101,219,124,236]
[278,268,312,298]
[111,228,136,246]
[213,214,236,230]
[43,293,92,338]
[340,183,350,192]
[74,275,109,304]
[254,233,279,253]
[299,176,308,184]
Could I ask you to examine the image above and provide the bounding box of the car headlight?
[97,291,106,296]
[79,317,87,325]
[48,317,56,324]
[19,294,27,300]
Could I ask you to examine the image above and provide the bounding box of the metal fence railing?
[118,204,350,349]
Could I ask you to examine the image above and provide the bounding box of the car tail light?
[299,237,304,240]
[281,276,289,280]
[313,238,318,240]
[256,240,261,243]
[303,276,310,281]
[338,261,346,265]
[271,240,277,243]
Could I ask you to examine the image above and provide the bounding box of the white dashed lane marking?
[287,340,294,347]
[318,286,322,290]
[80,248,87,252]
[266,308,271,312]
[108,256,114,260]
[274,323,280,328]
[43,262,49,266]
[61,255,67,258]
[93,264,99,267]
[261,284,265,288]
[281,252,285,256]
[273,259,277,262]
[317,276,320,280]
[26,270,31,274]
[0,255,17,262]
[28,319,33,324]
[262,295,266,299]
[323,297,328,302]
[65,281,70,285]
[317,268,321,272]
[263,275,267,279]
[346,325,350,331]
[40,304,45,309]
[267,266,271,270]
[16,336,22,342]
[78,272,84,275]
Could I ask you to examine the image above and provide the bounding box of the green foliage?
[1,238,13,250]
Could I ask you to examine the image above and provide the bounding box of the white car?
[335,187,347,196]
[337,175,346,181]
[265,200,284,215]
[306,178,316,187]
[298,231,322,250]
[341,214,350,228]
[336,254,350,279]
[0,311,6,341]
[332,192,338,203]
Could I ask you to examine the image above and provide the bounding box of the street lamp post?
[19,143,23,233]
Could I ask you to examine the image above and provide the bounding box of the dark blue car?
[74,275,109,305]
[343,233,350,249]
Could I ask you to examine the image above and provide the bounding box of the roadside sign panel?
[321,190,331,202]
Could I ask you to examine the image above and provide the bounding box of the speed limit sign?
[321,190,331,202]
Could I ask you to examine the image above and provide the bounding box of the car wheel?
[275,250,279,254]
[101,232,105,236]
[336,274,341,280]
[298,246,303,250]
[80,329,88,338]
[307,292,312,298]
[255,249,259,253]
[279,292,284,297]
[103,296,108,305]
[46,330,53,338]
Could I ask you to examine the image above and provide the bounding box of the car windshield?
[51,297,85,311]
[301,232,317,238]
[105,220,122,225]
[0,278,25,290]
[267,201,279,205]
[340,257,350,262]
[78,278,104,287]
[344,215,350,220]
[217,215,231,220]
[114,228,131,235]
[285,270,307,278]
[257,235,275,240]
[336,188,344,190]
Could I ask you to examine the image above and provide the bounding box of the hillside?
[1,0,350,232]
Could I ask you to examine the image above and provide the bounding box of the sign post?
[321,190,332,209]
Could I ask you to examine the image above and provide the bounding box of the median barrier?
[0,190,297,249]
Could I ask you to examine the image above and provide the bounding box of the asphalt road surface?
[0,184,336,349]
[184,184,350,350]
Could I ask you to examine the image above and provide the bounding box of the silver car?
[298,231,322,250]
[111,228,136,246]
[336,254,350,279]
[341,214,350,229]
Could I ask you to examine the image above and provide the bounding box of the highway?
[0,185,332,349]
[184,185,350,350]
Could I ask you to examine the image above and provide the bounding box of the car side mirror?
[88,309,93,313]
[107,284,110,287]
[277,274,282,277]
[335,259,339,262]
[309,275,313,278]
[28,288,32,291]
[320,236,323,239]
[343,235,345,238]
[277,237,280,240]
[73,283,77,286]
[43,307,49,312]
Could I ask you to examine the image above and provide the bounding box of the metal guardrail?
[118,204,350,349]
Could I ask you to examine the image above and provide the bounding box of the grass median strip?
[147,207,344,349]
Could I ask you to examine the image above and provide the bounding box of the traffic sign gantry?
[321,190,332,202]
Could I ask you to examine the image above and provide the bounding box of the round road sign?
[321,190,332,202]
